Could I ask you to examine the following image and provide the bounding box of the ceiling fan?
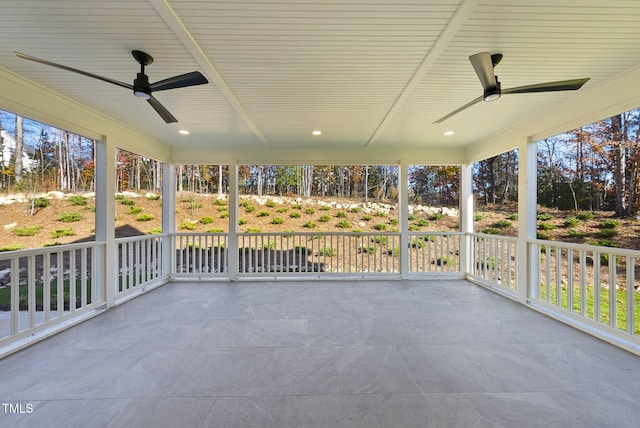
[433,52,590,123]
[15,50,209,123]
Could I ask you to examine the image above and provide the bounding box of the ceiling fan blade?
[469,52,497,90]
[433,95,484,124]
[150,71,208,92]
[147,96,177,123]
[15,51,133,91]
[503,78,590,95]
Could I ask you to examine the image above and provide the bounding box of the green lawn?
[0,279,94,311]
[540,283,640,335]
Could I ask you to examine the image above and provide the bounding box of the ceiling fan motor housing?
[133,73,151,99]
[483,80,501,102]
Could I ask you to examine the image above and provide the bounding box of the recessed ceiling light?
[312,130,322,136]
[444,131,454,136]
[178,129,190,135]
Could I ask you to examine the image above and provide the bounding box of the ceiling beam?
[148,0,270,147]
[365,0,478,147]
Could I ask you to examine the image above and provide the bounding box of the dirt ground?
[1,193,640,251]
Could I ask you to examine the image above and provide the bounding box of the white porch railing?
[170,233,228,277]
[529,239,639,341]
[0,241,105,349]
[468,233,518,296]
[116,235,165,299]
[236,232,401,276]
[408,232,462,274]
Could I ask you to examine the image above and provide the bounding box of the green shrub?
[389,218,399,225]
[429,213,445,221]
[217,206,228,211]
[86,205,96,212]
[318,215,331,222]
[336,220,350,228]
[207,228,224,233]
[537,222,555,231]
[507,213,518,221]
[263,240,275,250]
[214,199,226,206]
[336,211,347,218]
[415,218,429,227]
[289,211,301,218]
[375,211,386,218]
[318,247,337,257]
[492,220,512,228]
[320,205,332,211]
[360,245,376,254]
[277,207,288,213]
[596,228,618,238]
[374,235,387,244]
[244,205,255,213]
[408,224,421,231]
[181,196,196,203]
[563,217,580,227]
[568,228,587,238]
[434,256,454,265]
[128,206,143,214]
[59,212,82,223]
[0,245,24,252]
[31,197,51,208]
[536,231,551,240]
[481,228,500,235]
[292,203,302,209]
[238,217,248,225]
[199,216,214,224]
[247,227,261,233]
[239,200,250,208]
[271,216,284,224]
[591,239,618,248]
[115,194,125,201]
[266,200,277,208]
[408,213,417,221]
[119,198,135,206]
[67,195,87,206]
[146,193,160,200]
[576,212,594,220]
[361,214,372,221]
[187,202,202,210]
[304,208,315,215]
[387,247,399,257]
[351,228,363,233]
[257,210,270,217]
[179,220,197,230]
[220,211,229,218]
[43,242,63,247]
[598,220,621,229]
[148,228,162,235]
[374,223,387,231]
[537,213,553,221]
[136,213,154,222]
[411,238,423,248]
[12,225,43,236]
[303,221,317,229]
[50,228,75,238]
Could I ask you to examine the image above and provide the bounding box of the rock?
[3,222,17,230]
[47,191,65,199]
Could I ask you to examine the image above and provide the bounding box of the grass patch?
[271,217,284,225]
[434,256,454,265]
[12,225,43,236]
[136,213,154,222]
[128,206,143,214]
[374,223,387,231]
[429,213,445,221]
[537,231,551,240]
[199,216,214,224]
[481,228,500,235]
[244,205,256,213]
[214,199,226,206]
[303,221,317,229]
[59,212,82,223]
[361,214,372,221]
[289,211,302,218]
[146,193,160,200]
[563,217,580,227]
[598,220,621,229]
[0,245,24,252]
[336,211,347,218]
[207,228,225,233]
[507,213,518,220]
[220,212,229,218]
[0,278,96,311]
[492,220,512,228]
[318,215,331,222]
[277,207,288,213]
[537,222,555,231]
[257,210,270,217]
[568,229,587,238]
[304,208,316,215]
[576,212,595,220]
[414,218,429,227]
[320,205,332,211]
[537,213,553,221]
[50,228,75,238]
[596,228,618,238]
[266,200,277,208]
[318,247,337,257]
[247,227,261,233]
[148,228,162,235]
[31,197,51,208]
[119,198,135,206]
[335,220,350,228]
[67,195,87,206]
[179,220,197,230]
[238,217,248,225]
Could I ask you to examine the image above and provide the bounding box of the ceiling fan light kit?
[14,50,209,123]
[434,52,589,123]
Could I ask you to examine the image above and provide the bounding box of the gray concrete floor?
[1,279,639,427]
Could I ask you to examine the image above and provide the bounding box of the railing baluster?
[609,254,616,328]
[28,255,36,328]
[627,256,635,335]
[69,249,76,313]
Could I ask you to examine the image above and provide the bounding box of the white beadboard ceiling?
[1,0,640,154]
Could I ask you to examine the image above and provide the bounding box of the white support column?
[517,138,538,303]
[459,163,474,277]
[399,160,409,278]
[95,136,116,307]
[162,162,176,277]
[227,161,238,280]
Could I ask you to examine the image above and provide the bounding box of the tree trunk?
[14,115,24,183]
[611,114,628,216]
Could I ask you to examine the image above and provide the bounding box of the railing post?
[95,136,116,307]
[517,138,537,304]
[459,163,474,276]
[227,161,238,280]
[399,160,409,278]
[162,162,176,277]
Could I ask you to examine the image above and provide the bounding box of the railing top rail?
[235,231,401,237]
[0,240,106,260]
[529,238,640,257]
[468,232,518,242]
[115,234,163,244]
[409,231,463,236]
